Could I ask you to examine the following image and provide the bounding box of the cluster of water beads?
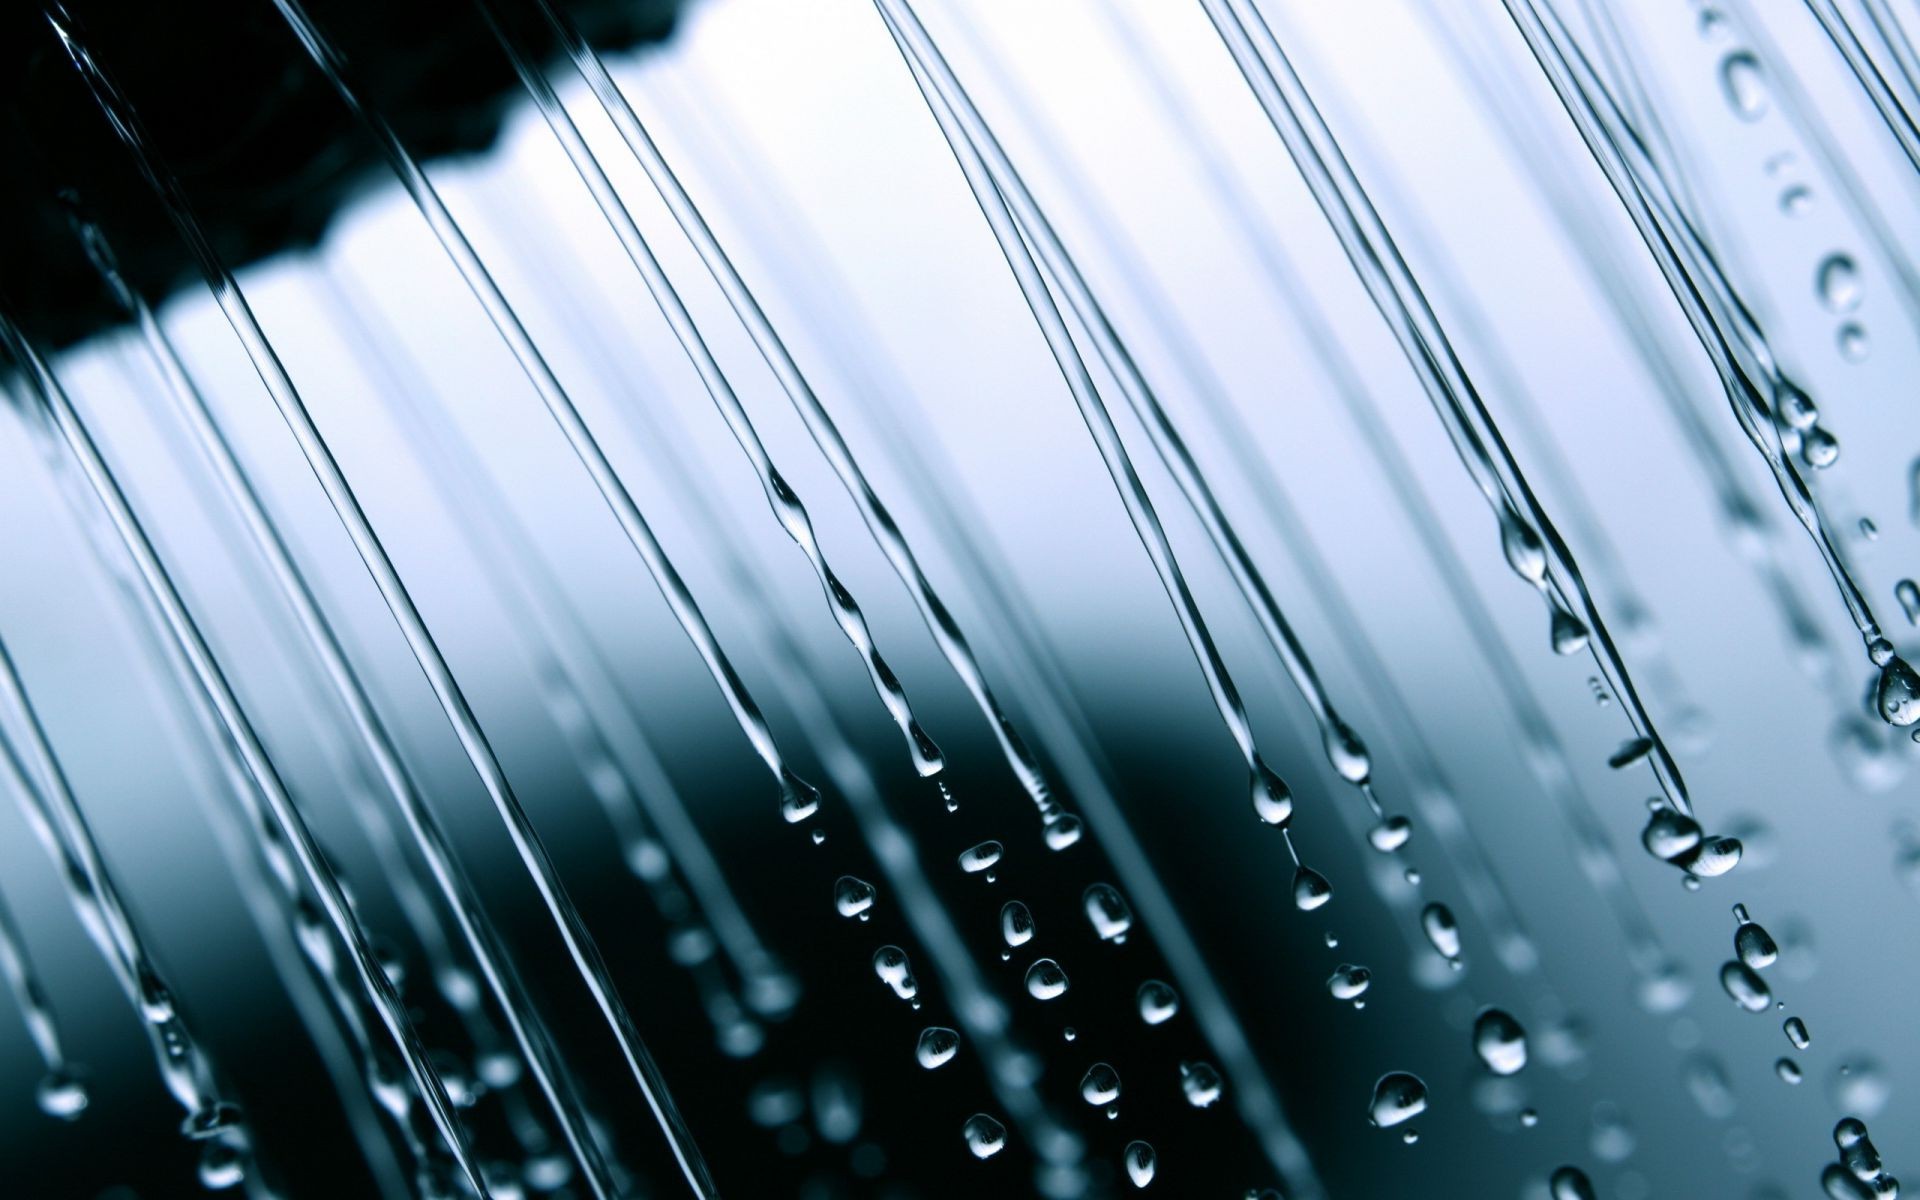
[1641,799,1743,886]
[1823,1117,1898,1198]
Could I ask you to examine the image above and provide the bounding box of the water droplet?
[1292,865,1333,911]
[1368,1072,1428,1128]
[1609,737,1653,769]
[1000,901,1035,949]
[1551,606,1590,655]
[1520,1108,1540,1128]
[1550,1165,1597,1200]
[1324,719,1372,784]
[1137,979,1179,1025]
[1180,1060,1223,1108]
[1861,517,1880,542]
[1643,807,1703,861]
[1084,883,1135,942]
[1328,963,1372,1002]
[916,1027,960,1070]
[1043,813,1084,850]
[1473,1008,1528,1075]
[1421,903,1462,964]
[1025,958,1069,1001]
[1803,426,1841,469]
[1369,815,1413,852]
[1404,866,1422,886]
[1785,1016,1811,1049]
[1401,1128,1419,1145]
[1719,50,1768,120]
[809,828,826,846]
[1324,931,1339,948]
[1818,253,1862,313]
[962,1113,1006,1160]
[1720,960,1773,1012]
[873,946,917,1002]
[1124,1140,1156,1188]
[1251,762,1293,827]
[835,876,877,920]
[1080,1062,1121,1106]
[198,1140,247,1190]
[1781,184,1814,215]
[1839,323,1871,362]
[1734,905,1779,968]
[958,841,1004,875]
[35,1070,88,1120]
[1876,655,1920,725]
[1063,1026,1076,1042]
[1777,1057,1803,1084]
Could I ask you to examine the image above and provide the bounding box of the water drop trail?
[937,9,1399,832]
[1200,0,1697,814]
[465,176,1086,1180]
[5,365,422,1199]
[648,59,1321,1196]
[1097,6,1681,994]
[1802,0,1920,175]
[1423,5,1847,702]
[0,297,484,1195]
[962,3,1541,978]
[315,259,795,1023]
[0,878,85,1119]
[479,0,944,786]
[879,0,1300,849]
[521,0,1090,840]
[69,204,629,1199]
[1500,0,1907,722]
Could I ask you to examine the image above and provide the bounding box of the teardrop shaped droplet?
[1733,905,1779,968]
[1124,1140,1156,1188]
[1421,903,1462,964]
[1368,1072,1428,1128]
[873,945,917,1002]
[1369,815,1413,853]
[916,1027,960,1070]
[1251,761,1293,827]
[1043,813,1084,850]
[1550,606,1589,655]
[1292,865,1333,911]
[1642,807,1703,862]
[962,1112,1006,1160]
[834,876,876,920]
[1080,1062,1121,1106]
[1025,958,1069,1001]
[1324,719,1372,784]
[1876,655,1920,726]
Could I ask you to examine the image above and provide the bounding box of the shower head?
[0,0,684,350]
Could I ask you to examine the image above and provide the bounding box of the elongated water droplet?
[1550,607,1590,655]
[1733,905,1779,968]
[1785,1016,1811,1050]
[1328,964,1371,1002]
[1324,720,1371,784]
[1720,960,1773,1012]
[1292,865,1333,911]
[1473,1008,1528,1075]
[1643,807,1704,862]
[1777,1057,1803,1085]
[1609,737,1653,769]
[835,876,877,920]
[957,842,1003,875]
[1025,959,1069,1001]
[962,1113,1006,1160]
[1818,253,1862,313]
[1084,884,1134,943]
[1368,1072,1428,1128]
[999,901,1035,949]
[1803,426,1841,469]
[1124,1140,1156,1188]
[1080,1062,1121,1106]
[1898,582,1920,625]
[916,1027,959,1070]
[1137,980,1179,1025]
[1550,1165,1597,1200]
[1043,813,1084,850]
[873,946,917,1002]
[1251,762,1293,827]
[1180,1060,1223,1108]
[1421,903,1462,964]
[1719,50,1768,119]
[35,1069,88,1121]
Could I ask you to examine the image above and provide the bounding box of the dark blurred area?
[0,0,681,349]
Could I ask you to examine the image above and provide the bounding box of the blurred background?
[3,0,1920,1195]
